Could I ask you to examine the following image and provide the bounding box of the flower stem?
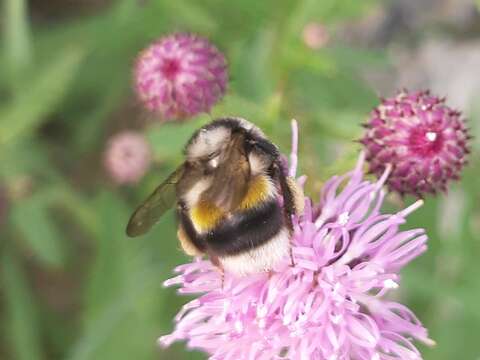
[3,0,32,74]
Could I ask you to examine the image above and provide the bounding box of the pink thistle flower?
[159,121,434,359]
[302,22,330,50]
[104,131,152,185]
[361,90,471,197]
[134,33,228,120]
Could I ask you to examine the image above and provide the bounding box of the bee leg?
[209,254,225,289]
[289,246,296,267]
[274,165,301,268]
[220,268,225,289]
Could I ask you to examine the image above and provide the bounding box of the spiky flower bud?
[361,90,470,197]
[104,131,152,185]
[134,33,228,120]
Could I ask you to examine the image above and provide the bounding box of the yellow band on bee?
[239,175,272,210]
[190,176,273,232]
[190,201,224,233]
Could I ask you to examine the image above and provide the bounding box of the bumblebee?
[126,117,304,275]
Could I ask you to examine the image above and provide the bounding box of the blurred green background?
[1,0,479,359]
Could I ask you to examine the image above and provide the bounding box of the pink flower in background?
[159,121,433,359]
[134,33,228,120]
[302,22,330,50]
[104,131,152,185]
[361,90,470,197]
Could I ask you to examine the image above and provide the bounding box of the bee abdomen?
[205,199,286,256]
[219,227,290,275]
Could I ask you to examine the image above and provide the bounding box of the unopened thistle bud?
[134,33,228,120]
[361,90,470,197]
[104,131,152,185]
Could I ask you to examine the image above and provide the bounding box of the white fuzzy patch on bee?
[182,178,212,208]
[248,152,269,176]
[186,127,230,160]
[234,117,265,137]
[219,228,290,275]
[268,177,279,199]
[260,175,279,201]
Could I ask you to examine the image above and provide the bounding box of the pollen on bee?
[190,201,224,233]
[238,176,271,210]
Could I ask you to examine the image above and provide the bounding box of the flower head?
[361,90,470,197]
[160,121,433,359]
[134,33,228,120]
[302,22,330,50]
[104,131,152,185]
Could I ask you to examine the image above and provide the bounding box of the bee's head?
[184,117,277,175]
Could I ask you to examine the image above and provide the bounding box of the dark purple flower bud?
[361,90,470,197]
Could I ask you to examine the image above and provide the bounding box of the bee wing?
[126,164,185,237]
[275,161,304,230]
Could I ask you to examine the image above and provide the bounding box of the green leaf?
[212,94,265,123]
[0,47,84,147]
[71,79,126,155]
[162,0,217,33]
[0,137,66,182]
[313,109,363,140]
[68,265,166,360]
[2,251,43,360]
[283,0,333,40]
[2,0,32,73]
[194,0,274,40]
[51,186,101,240]
[146,116,210,161]
[329,46,387,71]
[283,46,338,76]
[231,29,277,102]
[70,191,174,360]
[83,191,131,321]
[11,192,65,268]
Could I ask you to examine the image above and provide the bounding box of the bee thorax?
[186,127,230,160]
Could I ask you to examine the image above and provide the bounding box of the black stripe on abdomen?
[204,199,284,256]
